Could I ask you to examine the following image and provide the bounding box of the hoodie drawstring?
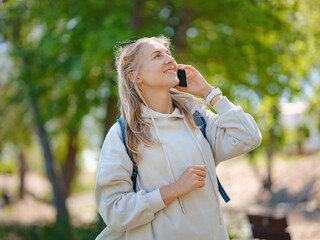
[183,118,223,225]
[148,108,186,215]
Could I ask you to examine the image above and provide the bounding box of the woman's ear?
[128,72,135,82]
[128,72,142,84]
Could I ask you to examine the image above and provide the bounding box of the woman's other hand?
[160,165,206,205]
[174,165,207,196]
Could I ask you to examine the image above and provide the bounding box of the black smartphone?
[177,69,188,87]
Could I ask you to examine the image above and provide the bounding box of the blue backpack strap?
[117,118,138,192]
[217,177,230,203]
[193,110,207,139]
[193,110,230,203]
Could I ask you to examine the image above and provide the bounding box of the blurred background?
[0,0,319,239]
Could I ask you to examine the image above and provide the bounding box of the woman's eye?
[154,54,161,59]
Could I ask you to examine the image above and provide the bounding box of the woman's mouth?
[163,68,176,74]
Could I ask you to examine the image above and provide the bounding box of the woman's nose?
[165,54,175,64]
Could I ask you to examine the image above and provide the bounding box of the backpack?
[117,110,230,203]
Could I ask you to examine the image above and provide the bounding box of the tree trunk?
[265,127,275,192]
[10,5,70,226]
[174,5,192,54]
[130,0,145,30]
[63,129,79,198]
[18,149,26,199]
[104,91,120,137]
[30,97,69,220]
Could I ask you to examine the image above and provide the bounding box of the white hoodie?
[95,96,262,240]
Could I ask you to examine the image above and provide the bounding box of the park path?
[218,153,320,240]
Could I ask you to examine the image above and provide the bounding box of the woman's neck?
[142,89,174,114]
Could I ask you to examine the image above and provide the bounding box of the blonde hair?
[115,35,200,162]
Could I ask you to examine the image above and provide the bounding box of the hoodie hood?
[140,101,198,119]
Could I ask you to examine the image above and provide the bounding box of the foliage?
[0,0,319,221]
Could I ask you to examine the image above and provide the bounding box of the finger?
[174,85,187,92]
[178,64,194,71]
[196,168,207,176]
[198,181,206,188]
[193,169,206,178]
[191,165,206,170]
[189,168,206,178]
[180,65,194,71]
[196,177,206,184]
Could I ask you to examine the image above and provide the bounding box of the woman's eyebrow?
[151,50,172,56]
[151,50,161,56]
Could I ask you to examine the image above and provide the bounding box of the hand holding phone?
[177,69,188,87]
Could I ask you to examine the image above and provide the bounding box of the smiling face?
[135,40,179,91]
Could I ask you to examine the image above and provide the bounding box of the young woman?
[95,36,262,240]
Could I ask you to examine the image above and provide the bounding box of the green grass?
[0,222,102,240]
[0,223,241,240]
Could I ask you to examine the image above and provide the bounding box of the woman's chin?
[171,77,180,86]
[161,76,179,89]
[170,82,179,89]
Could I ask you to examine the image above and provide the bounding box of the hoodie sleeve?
[199,96,262,166]
[94,123,166,232]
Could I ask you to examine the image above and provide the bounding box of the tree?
[1,0,319,228]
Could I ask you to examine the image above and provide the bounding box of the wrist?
[204,87,222,105]
[169,182,180,198]
[200,85,213,99]
[209,94,223,106]
[160,182,180,205]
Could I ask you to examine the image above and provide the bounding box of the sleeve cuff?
[212,96,236,115]
[145,188,166,213]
